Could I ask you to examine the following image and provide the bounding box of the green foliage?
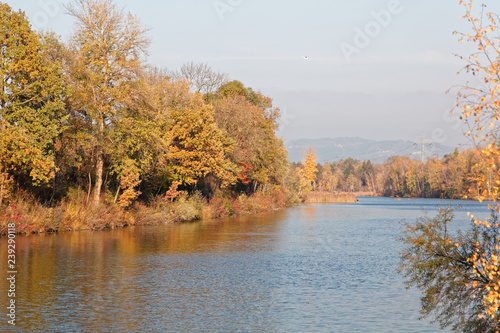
[0,2,66,197]
[65,0,150,205]
[212,80,265,107]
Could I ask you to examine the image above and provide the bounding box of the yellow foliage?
[303,147,318,187]
[118,160,142,208]
[456,0,500,322]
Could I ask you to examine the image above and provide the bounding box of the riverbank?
[0,187,298,235]
[303,191,358,203]
[0,188,364,236]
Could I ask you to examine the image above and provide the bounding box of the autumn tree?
[399,1,500,330]
[399,207,500,332]
[300,148,318,191]
[0,3,66,205]
[103,69,170,206]
[162,81,236,190]
[454,0,500,199]
[210,80,264,107]
[453,0,500,323]
[383,156,409,196]
[171,62,228,94]
[318,162,334,192]
[107,68,236,203]
[359,160,376,192]
[405,160,425,197]
[208,80,288,192]
[424,158,444,197]
[66,0,150,205]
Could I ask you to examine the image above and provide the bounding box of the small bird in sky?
[302,56,308,60]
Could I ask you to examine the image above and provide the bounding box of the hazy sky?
[8,0,500,148]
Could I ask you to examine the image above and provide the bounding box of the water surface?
[0,197,493,332]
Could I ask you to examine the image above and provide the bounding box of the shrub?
[399,207,500,332]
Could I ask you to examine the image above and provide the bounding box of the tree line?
[293,147,495,200]
[0,0,289,209]
[3,0,489,214]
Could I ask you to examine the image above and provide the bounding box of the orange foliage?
[456,0,500,322]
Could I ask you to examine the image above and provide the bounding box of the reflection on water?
[0,197,489,332]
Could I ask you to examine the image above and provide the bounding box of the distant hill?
[285,137,456,164]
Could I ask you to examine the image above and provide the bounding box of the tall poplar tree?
[302,148,318,189]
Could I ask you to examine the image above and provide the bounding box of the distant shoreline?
[302,191,359,203]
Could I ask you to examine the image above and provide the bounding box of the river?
[0,197,495,332]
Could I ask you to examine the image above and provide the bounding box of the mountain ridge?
[285,137,457,163]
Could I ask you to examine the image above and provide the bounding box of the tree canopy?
[0,0,290,209]
[0,2,65,204]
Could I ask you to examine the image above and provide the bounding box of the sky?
[8,0,500,149]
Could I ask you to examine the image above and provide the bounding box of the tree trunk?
[93,113,104,205]
[93,146,103,205]
[87,173,92,205]
[0,173,4,207]
[114,185,120,204]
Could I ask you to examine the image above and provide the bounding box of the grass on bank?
[0,188,361,236]
[302,191,358,203]
[0,186,298,235]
